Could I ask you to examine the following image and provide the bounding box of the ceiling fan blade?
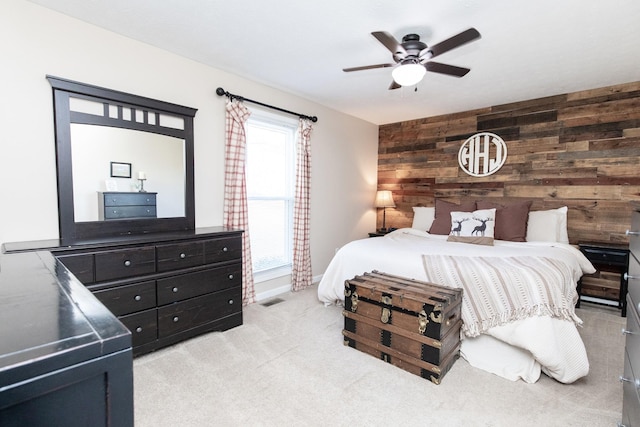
[388,80,401,90]
[343,63,395,72]
[426,61,471,77]
[372,31,406,56]
[428,28,481,59]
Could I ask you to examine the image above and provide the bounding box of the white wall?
[0,0,379,295]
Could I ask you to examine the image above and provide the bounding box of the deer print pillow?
[447,208,496,245]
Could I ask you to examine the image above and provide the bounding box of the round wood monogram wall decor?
[458,132,507,177]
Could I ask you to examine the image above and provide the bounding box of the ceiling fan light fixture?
[392,63,426,86]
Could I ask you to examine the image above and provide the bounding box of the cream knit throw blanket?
[422,254,582,337]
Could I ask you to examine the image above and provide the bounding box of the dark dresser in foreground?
[621,203,640,426]
[0,250,133,426]
[4,227,244,357]
[1,227,243,425]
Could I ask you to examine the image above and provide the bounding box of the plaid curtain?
[223,99,256,305]
[291,119,313,291]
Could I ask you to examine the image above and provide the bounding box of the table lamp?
[375,190,395,232]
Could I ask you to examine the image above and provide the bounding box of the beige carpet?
[133,285,625,427]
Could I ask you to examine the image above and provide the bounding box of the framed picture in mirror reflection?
[110,161,132,178]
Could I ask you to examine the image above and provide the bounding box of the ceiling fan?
[343,28,481,90]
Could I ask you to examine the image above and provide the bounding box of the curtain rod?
[216,87,318,123]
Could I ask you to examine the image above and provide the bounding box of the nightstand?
[578,242,629,317]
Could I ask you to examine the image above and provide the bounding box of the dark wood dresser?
[622,203,640,426]
[3,227,243,357]
[0,250,133,426]
[99,191,158,220]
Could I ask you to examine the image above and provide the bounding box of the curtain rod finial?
[216,87,226,97]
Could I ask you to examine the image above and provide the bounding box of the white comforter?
[317,228,596,383]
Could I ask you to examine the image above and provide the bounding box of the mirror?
[48,76,197,243]
[71,124,186,221]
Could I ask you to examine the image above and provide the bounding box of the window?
[245,111,297,279]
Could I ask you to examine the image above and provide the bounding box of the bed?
[317,202,596,383]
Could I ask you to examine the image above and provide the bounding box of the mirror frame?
[47,76,197,243]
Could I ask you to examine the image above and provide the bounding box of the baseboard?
[254,274,323,302]
[255,283,291,302]
[579,295,619,307]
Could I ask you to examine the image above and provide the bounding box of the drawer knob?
[173,316,179,323]
[124,260,131,267]
[622,328,634,335]
[223,247,228,252]
[626,230,640,236]
[228,274,234,280]
[180,253,186,259]
[619,375,640,389]
[134,295,142,301]
[172,287,179,293]
[135,327,143,333]
[228,299,234,305]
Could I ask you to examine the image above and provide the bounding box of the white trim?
[579,295,620,308]
[255,283,292,301]
[254,265,291,283]
[254,274,324,302]
[247,105,299,128]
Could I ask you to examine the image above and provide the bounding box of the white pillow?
[447,208,496,245]
[526,206,569,243]
[412,206,435,231]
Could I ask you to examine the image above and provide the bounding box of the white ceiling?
[27,0,640,125]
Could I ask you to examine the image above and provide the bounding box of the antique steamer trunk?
[343,271,463,384]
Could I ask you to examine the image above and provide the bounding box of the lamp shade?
[374,190,395,208]
[391,63,426,87]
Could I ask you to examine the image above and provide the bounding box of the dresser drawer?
[622,348,640,427]
[92,280,157,316]
[102,192,157,206]
[580,246,628,266]
[628,255,640,311]
[157,287,242,338]
[156,263,242,305]
[629,211,640,256]
[156,241,204,272]
[119,308,158,348]
[625,295,640,368]
[204,236,242,264]
[104,205,157,219]
[56,253,95,284]
[95,247,156,282]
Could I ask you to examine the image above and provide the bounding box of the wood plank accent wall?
[378,81,640,245]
